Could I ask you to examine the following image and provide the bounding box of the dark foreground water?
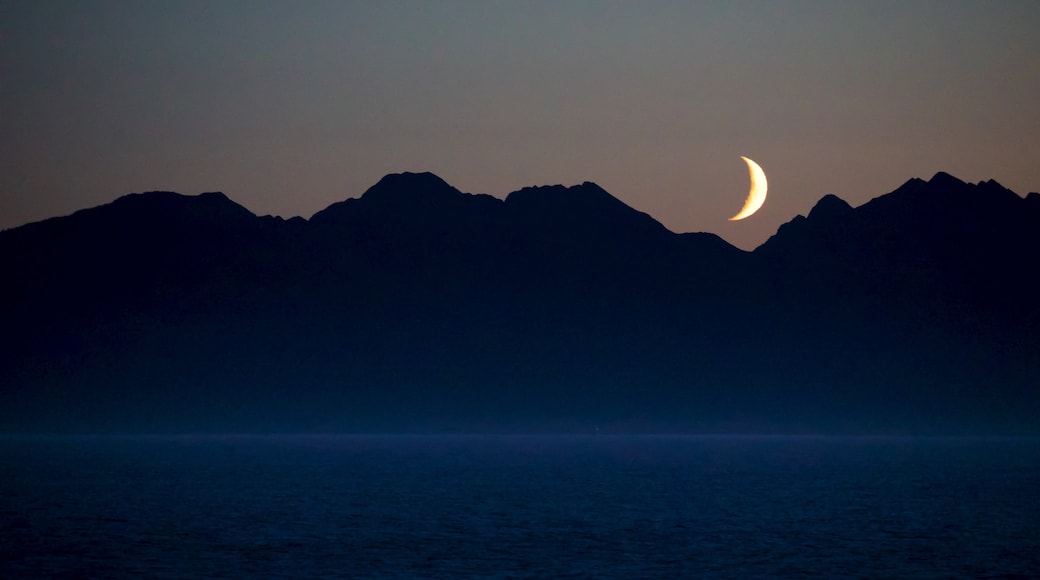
[1,435,1038,578]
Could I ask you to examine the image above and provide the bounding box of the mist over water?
[2,435,1038,578]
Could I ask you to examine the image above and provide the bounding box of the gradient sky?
[2,1,1038,250]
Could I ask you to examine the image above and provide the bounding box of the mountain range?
[2,171,1037,434]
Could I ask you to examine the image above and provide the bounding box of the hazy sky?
[2,1,1038,249]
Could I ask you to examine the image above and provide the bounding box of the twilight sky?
[2,1,1038,250]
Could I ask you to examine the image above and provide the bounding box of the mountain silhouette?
[1,171,1037,434]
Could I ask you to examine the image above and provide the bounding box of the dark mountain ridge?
[1,171,1037,434]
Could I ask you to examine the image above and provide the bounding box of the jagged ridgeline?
[2,172,1038,434]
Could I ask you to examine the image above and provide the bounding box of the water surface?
[1,435,1037,578]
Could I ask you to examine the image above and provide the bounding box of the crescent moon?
[728,156,768,221]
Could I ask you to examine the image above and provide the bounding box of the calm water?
[1,435,1038,578]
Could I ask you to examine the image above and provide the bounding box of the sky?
[2,1,1038,250]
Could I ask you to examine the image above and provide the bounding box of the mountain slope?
[0,172,1036,434]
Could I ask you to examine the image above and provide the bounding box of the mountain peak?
[504,181,670,239]
[505,181,624,211]
[879,172,1022,214]
[359,172,460,204]
[367,171,453,190]
[98,189,256,225]
[309,172,502,229]
[807,194,853,221]
[928,171,966,188]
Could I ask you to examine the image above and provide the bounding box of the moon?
[729,156,768,221]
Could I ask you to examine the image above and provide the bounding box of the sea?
[1,434,1038,578]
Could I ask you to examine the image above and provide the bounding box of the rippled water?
[2,435,1038,578]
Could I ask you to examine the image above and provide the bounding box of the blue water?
[1,435,1038,578]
